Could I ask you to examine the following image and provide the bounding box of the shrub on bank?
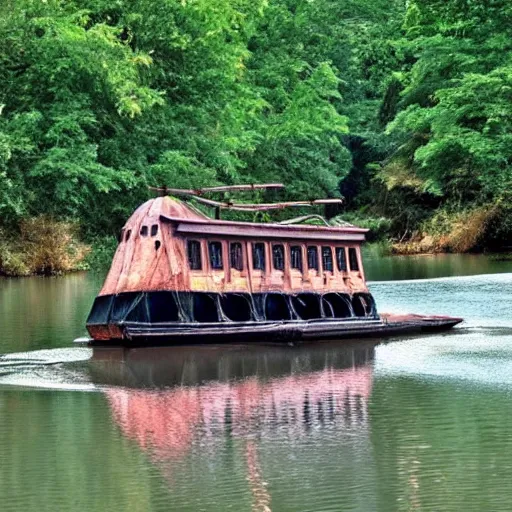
[484,198,512,251]
[0,217,90,276]
[391,203,511,254]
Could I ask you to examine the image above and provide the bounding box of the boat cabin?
[86,190,378,342]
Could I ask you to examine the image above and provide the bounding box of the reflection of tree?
[0,272,101,352]
[370,377,512,512]
[0,390,155,512]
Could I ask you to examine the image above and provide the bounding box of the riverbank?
[1,221,510,278]
[1,203,510,277]
[390,205,510,255]
[345,202,512,256]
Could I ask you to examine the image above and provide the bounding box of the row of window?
[187,240,360,273]
[88,291,376,325]
[120,224,159,243]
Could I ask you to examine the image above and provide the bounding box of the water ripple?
[2,271,512,511]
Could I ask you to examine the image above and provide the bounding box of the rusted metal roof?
[158,197,368,241]
[132,196,208,223]
[164,215,368,241]
[98,196,369,299]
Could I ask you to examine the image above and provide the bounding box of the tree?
[384,0,512,206]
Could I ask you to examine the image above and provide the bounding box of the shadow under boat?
[88,339,379,389]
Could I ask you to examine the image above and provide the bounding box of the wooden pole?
[190,196,343,211]
[149,184,285,196]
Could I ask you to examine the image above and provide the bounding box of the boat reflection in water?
[90,341,377,510]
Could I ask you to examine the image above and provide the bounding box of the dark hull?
[82,314,463,346]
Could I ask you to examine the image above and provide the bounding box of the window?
[125,229,132,242]
[209,241,223,270]
[352,294,367,317]
[151,224,158,237]
[322,246,333,272]
[323,293,352,319]
[307,246,318,270]
[252,243,266,270]
[292,294,321,320]
[348,248,360,271]
[148,292,180,323]
[187,240,202,270]
[290,246,302,271]
[336,247,347,272]
[118,229,124,243]
[221,294,253,321]
[272,244,285,270]
[140,225,148,237]
[265,293,291,321]
[230,242,243,271]
[193,293,219,322]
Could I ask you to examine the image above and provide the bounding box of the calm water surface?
[1,253,512,511]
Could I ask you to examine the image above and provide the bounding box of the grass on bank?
[391,202,512,254]
[0,216,90,276]
[334,200,511,256]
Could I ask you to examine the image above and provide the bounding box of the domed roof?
[124,196,207,228]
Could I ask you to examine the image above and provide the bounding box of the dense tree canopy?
[0,0,510,260]
[384,0,512,203]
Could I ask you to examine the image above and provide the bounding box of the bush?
[484,198,512,251]
[331,212,392,242]
[0,217,90,276]
[0,234,31,276]
[391,204,510,254]
[84,236,118,272]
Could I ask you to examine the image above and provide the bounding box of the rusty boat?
[83,184,462,345]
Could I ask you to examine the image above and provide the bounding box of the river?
[1,253,511,511]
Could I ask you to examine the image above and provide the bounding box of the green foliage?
[332,212,393,242]
[0,0,403,250]
[0,0,161,229]
[484,194,512,250]
[83,235,118,272]
[385,0,512,208]
[1,0,509,274]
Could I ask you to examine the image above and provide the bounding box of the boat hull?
[82,314,462,346]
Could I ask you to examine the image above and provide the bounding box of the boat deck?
[77,313,463,346]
